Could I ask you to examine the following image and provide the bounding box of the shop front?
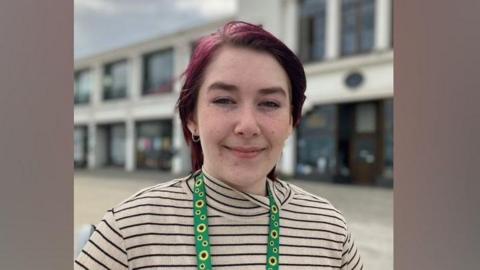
[135,119,173,171]
[296,99,393,185]
[96,123,126,168]
[74,125,88,168]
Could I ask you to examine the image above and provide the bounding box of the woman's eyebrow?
[258,87,287,97]
[207,81,238,93]
[207,81,287,97]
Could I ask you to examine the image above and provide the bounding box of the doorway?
[338,101,380,184]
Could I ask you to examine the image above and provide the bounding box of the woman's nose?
[233,106,260,138]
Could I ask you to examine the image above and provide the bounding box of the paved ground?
[75,169,392,270]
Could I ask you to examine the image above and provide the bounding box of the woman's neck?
[227,179,267,197]
[201,167,268,197]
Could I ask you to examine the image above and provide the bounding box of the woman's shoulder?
[280,180,347,225]
[286,181,333,204]
[111,174,193,214]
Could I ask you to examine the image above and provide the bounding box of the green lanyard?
[193,173,280,270]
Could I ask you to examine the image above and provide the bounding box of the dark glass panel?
[296,105,337,179]
[341,0,376,56]
[103,60,128,100]
[74,69,91,105]
[299,0,327,62]
[142,48,174,95]
[383,99,393,178]
[135,120,173,171]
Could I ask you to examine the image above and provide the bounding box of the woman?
[75,21,363,270]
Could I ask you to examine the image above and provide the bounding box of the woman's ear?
[187,117,198,136]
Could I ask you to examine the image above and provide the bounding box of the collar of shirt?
[183,169,292,220]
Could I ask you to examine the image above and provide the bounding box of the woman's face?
[188,46,292,195]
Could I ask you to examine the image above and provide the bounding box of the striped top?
[75,171,363,270]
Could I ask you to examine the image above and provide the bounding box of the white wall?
[75,1,394,176]
[303,52,394,110]
[237,0,284,38]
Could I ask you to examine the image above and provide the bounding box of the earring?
[192,133,200,143]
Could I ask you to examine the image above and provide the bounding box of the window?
[383,99,393,179]
[299,0,327,62]
[74,69,91,105]
[341,0,375,56]
[136,120,173,171]
[296,105,337,179]
[109,124,126,166]
[74,126,88,167]
[142,48,174,95]
[103,60,128,100]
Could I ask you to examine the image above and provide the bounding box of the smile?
[224,146,265,159]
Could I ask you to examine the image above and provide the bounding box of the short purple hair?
[176,21,306,179]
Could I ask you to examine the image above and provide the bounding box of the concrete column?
[129,54,142,101]
[325,0,341,60]
[172,114,190,174]
[125,118,136,171]
[279,130,296,176]
[171,42,192,174]
[173,42,191,93]
[237,0,282,37]
[374,0,392,50]
[87,122,97,169]
[283,0,299,52]
[91,63,103,107]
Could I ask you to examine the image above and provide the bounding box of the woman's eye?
[260,101,280,109]
[212,98,235,105]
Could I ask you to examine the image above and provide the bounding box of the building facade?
[74,0,393,186]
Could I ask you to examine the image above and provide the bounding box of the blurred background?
[74,0,393,269]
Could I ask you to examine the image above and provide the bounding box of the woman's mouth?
[224,146,265,159]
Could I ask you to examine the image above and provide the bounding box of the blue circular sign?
[345,72,364,89]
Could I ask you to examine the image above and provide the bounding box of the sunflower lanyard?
[193,173,280,270]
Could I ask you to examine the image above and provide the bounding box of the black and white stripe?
[75,174,363,269]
